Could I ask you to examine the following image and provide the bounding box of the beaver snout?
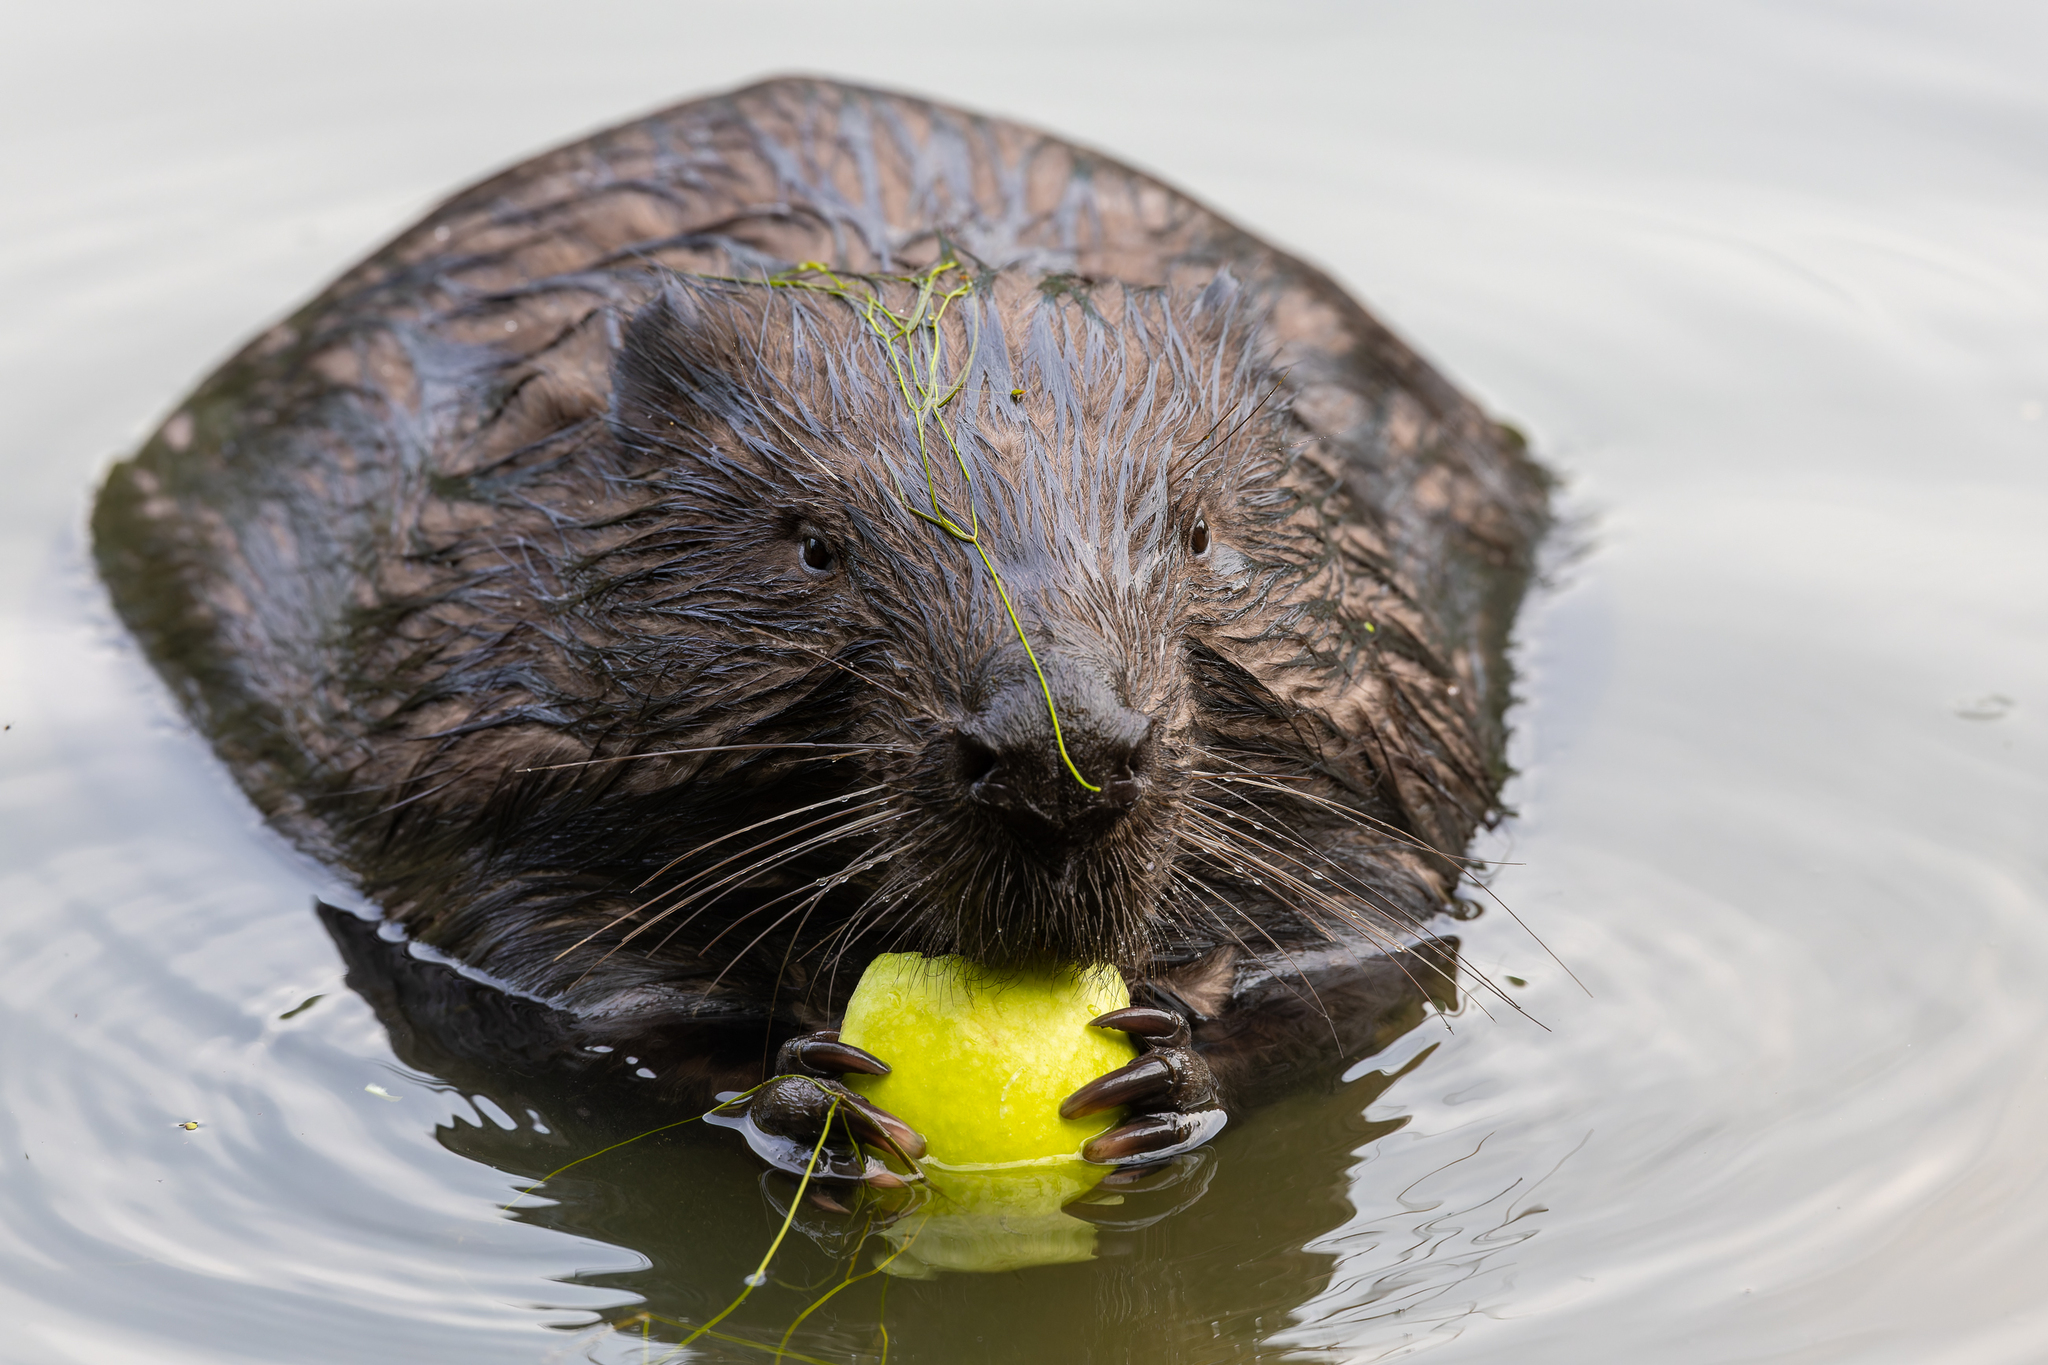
[951,673,1156,850]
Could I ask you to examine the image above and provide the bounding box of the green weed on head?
[702,258,1099,794]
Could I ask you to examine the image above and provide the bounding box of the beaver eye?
[1188,515,1211,558]
[798,534,836,575]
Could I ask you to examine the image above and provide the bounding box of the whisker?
[515,743,900,774]
[1176,814,1482,1022]
[1172,835,1389,1004]
[630,800,894,920]
[626,809,902,954]
[322,761,458,801]
[1180,813,1406,953]
[1179,818,1515,1031]
[763,821,923,1028]
[1185,375,1287,467]
[767,639,928,713]
[695,836,901,960]
[1194,764,1583,998]
[552,794,892,960]
[817,869,928,970]
[704,837,910,992]
[1185,792,1467,957]
[1188,771,1317,782]
[1166,867,1336,1031]
[812,824,945,985]
[1198,765,1514,868]
[1186,799,1523,1024]
[1439,872,1587,998]
[560,808,906,992]
[632,786,889,892]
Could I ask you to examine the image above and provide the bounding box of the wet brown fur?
[92,78,1547,1110]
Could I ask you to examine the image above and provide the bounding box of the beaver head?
[595,267,1281,971]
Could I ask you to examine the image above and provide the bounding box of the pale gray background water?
[3,2,2044,1361]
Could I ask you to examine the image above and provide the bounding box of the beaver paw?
[1060,1006,1228,1165]
[711,1030,925,1186]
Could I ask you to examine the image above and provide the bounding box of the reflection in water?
[324,902,1535,1362]
[1277,1135,1575,1362]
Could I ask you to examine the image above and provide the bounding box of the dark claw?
[766,1029,924,1161]
[1081,1108,1228,1165]
[1060,1055,1175,1119]
[777,1032,890,1078]
[839,1089,927,1161]
[1068,1003,1228,1167]
[711,1039,926,1185]
[713,1099,897,1185]
[1088,1006,1190,1047]
[1061,1038,1220,1121]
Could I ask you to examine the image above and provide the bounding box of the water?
[3,2,2044,1360]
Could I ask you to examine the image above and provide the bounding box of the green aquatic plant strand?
[659,1090,839,1361]
[501,1112,708,1213]
[506,1079,920,1365]
[733,259,1099,793]
[771,1196,929,1362]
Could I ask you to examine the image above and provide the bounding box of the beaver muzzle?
[952,671,1156,853]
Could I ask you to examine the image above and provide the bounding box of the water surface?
[3,3,2044,1361]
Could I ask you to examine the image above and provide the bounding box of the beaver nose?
[953,677,1154,846]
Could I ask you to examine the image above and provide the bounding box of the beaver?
[92,77,1547,1181]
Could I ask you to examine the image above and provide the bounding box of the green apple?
[839,952,1139,1166]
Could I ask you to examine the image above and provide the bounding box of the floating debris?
[1954,694,2016,722]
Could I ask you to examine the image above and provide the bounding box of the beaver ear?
[608,286,751,451]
